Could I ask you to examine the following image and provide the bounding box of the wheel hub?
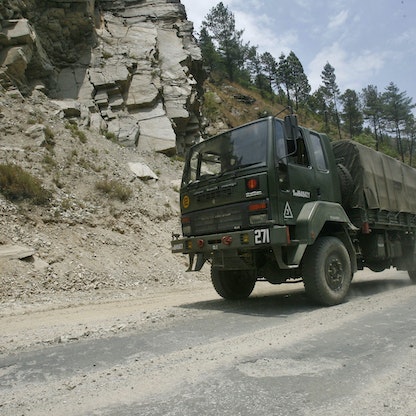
[326,257,343,290]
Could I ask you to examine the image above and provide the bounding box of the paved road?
[1,270,416,415]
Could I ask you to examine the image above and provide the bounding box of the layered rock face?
[0,0,204,153]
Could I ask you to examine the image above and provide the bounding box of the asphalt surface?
[1,270,416,415]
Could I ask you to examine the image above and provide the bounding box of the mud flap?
[186,253,206,271]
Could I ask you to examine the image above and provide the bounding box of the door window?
[309,133,328,171]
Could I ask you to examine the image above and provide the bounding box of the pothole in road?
[237,357,342,378]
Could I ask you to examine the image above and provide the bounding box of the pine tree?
[320,62,341,139]
[198,27,221,73]
[362,85,383,150]
[260,52,278,94]
[405,115,416,166]
[287,51,311,110]
[276,52,311,110]
[201,2,249,82]
[340,89,363,139]
[277,53,293,107]
[382,82,415,161]
[246,46,262,88]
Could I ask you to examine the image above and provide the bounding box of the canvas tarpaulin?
[332,140,416,214]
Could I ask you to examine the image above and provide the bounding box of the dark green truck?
[171,115,416,305]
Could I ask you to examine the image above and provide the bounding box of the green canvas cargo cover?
[332,140,416,214]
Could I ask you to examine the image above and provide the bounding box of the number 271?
[254,229,270,244]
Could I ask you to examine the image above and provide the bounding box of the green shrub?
[44,126,56,151]
[65,121,87,143]
[95,178,132,202]
[203,91,221,119]
[0,163,51,205]
[104,131,118,143]
[42,153,57,172]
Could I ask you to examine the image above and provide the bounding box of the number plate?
[254,229,270,244]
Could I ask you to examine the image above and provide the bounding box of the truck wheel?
[211,268,256,300]
[302,237,352,306]
[408,270,416,284]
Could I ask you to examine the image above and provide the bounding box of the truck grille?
[192,206,244,235]
[195,186,233,202]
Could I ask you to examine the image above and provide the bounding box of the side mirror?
[284,114,299,141]
[284,114,299,154]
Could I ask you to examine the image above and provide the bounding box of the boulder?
[88,64,130,90]
[0,45,32,79]
[138,115,176,153]
[128,162,158,181]
[0,244,35,260]
[0,19,33,45]
[107,114,140,147]
[126,74,159,109]
[56,67,90,100]
[25,124,47,146]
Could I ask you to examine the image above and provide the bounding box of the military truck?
[171,115,416,305]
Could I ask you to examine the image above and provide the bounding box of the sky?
[180,0,416,102]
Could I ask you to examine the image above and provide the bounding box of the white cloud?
[293,0,314,9]
[241,0,264,10]
[328,9,349,30]
[308,42,387,93]
[233,11,297,56]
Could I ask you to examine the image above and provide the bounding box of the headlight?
[182,225,191,235]
[249,213,268,225]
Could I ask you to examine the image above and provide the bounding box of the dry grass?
[0,163,51,205]
[95,178,132,202]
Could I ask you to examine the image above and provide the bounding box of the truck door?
[307,131,334,201]
[282,130,317,222]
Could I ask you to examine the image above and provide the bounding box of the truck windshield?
[183,119,268,184]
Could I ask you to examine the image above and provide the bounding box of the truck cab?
[172,115,357,305]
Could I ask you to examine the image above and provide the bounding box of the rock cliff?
[0,0,204,153]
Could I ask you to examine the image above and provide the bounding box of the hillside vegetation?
[199,2,416,165]
[201,76,406,162]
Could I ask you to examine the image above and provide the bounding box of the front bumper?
[171,225,288,255]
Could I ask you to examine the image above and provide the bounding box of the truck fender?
[272,202,357,270]
[295,201,357,244]
[296,201,358,273]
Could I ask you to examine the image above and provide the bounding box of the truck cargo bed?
[332,140,416,215]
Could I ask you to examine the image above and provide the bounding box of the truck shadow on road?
[179,278,412,317]
[180,287,312,318]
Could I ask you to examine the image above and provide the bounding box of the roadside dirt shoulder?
[0,277,212,354]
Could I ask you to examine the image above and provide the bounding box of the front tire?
[211,268,256,300]
[302,237,352,306]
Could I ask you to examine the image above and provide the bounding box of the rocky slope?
[0,89,210,304]
[0,0,204,153]
[0,0,209,304]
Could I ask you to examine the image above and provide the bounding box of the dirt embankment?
[0,91,207,331]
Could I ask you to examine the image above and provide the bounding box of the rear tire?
[211,268,256,300]
[302,237,352,306]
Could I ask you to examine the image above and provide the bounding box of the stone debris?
[0,244,35,260]
[128,162,159,181]
[0,1,208,303]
